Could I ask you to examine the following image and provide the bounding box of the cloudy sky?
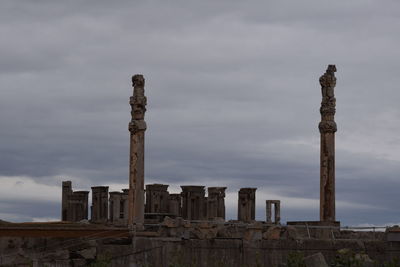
[1,0,400,226]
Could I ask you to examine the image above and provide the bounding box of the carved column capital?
[319,65,337,132]
[318,121,337,133]
[129,74,147,133]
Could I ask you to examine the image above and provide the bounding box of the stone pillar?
[266,200,280,224]
[207,187,226,220]
[181,186,206,220]
[168,194,182,217]
[91,186,109,223]
[61,181,72,221]
[238,188,256,222]
[319,65,337,222]
[128,74,147,227]
[145,184,169,213]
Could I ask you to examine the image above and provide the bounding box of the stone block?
[304,252,328,267]
[162,216,177,228]
[78,247,96,259]
[263,226,282,240]
[72,259,87,267]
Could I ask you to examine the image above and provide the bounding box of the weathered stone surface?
[355,253,375,267]
[128,74,147,227]
[109,190,129,225]
[168,193,182,217]
[263,226,282,240]
[207,187,226,220]
[145,184,169,213]
[285,226,299,240]
[45,249,70,260]
[244,228,262,241]
[319,65,337,222]
[62,181,89,222]
[181,185,206,220]
[304,252,329,267]
[61,181,72,221]
[238,188,256,222]
[78,247,96,259]
[72,259,87,267]
[162,216,178,228]
[91,186,109,223]
[2,235,400,266]
[266,200,281,224]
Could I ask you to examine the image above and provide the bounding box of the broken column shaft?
[128,74,147,227]
[319,65,337,222]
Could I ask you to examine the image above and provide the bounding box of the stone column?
[319,65,337,222]
[145,184,170,213]
[61,181,72,221]
[238,188,256,222]
[128,74,147,227]
[207,187,226,220]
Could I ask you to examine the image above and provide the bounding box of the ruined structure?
[145,184,170,213]
[181,186,206,220]
[61,181,89,222]
[61,181,72,221]
[238,188,256,222]
[109,189,129,225]
[91,186,109,223]
[266,200,281,224]
[10,66,400,266]
[128,74,147,227]
[319,65,337,222]
[207,187,226,220]
[168,193,182,217]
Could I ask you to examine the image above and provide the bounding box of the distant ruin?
[4,65,400,267]
[60,66,339,227]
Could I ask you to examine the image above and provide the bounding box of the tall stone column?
[319,65,337,222]
[128,74,147,227]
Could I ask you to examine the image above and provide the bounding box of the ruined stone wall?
[1,235,400,267]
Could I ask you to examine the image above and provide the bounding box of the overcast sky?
[1,0,400,226]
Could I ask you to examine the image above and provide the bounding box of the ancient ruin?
[109,189,129,225]
[207,187,226,220]
[91,186,109,223]
[5,66,399,267]
[145,184,170,214]
[168,193,182,217]
[319,65,337,222]
[181,186,207,220]
[128,74,147,227]
[266,200,281,224]
[238,188,256,222]
[61,181,89,222]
